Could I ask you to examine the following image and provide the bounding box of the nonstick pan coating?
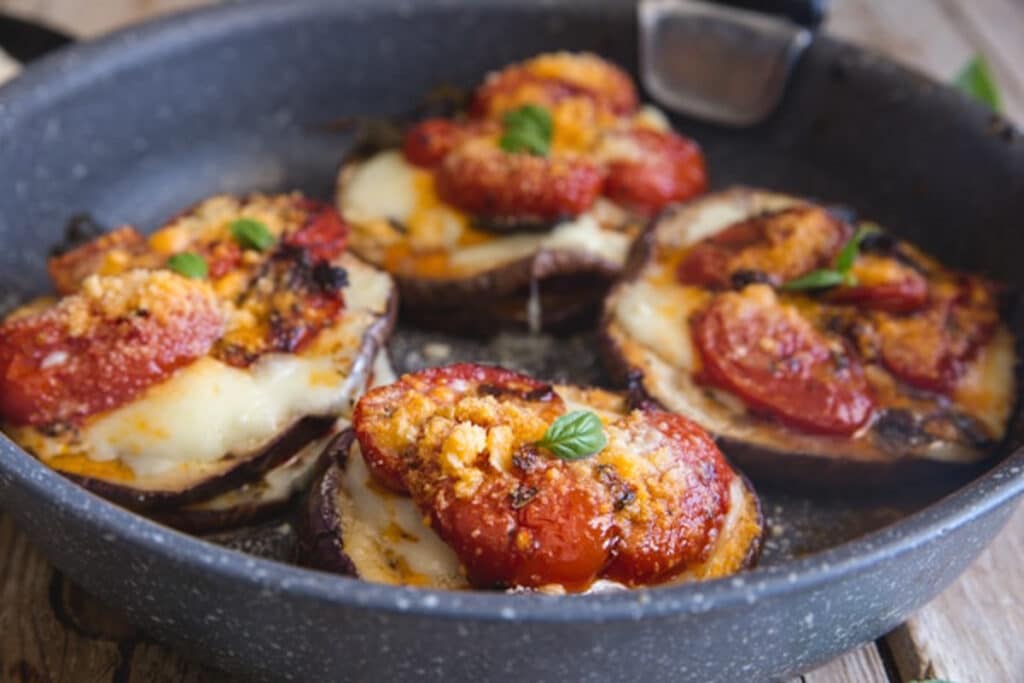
[0,2,1021,681]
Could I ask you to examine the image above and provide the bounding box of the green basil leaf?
[833,224,880,273]
[536,410,607,461]
[500,104,553,156]
[954,56,1001,112]
[230,218,275,252]
[166,252,208,279]
[781,268,847,292]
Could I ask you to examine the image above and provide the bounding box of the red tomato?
[677,207,849,289]
[602,409,732,585]
[435,145,604,220]
[286,202,350,263]
[470,55,637,119]
[692,288,875,435]
[402,118,466,167]
[0,274,223,426]
[434,466,610,590]
[876,277,998,392]
[47,226,148,295]
[354,363,737,590]
[676,220,766,288]
[603,129,707,214]
[830,276,929,314]
[829,255,929,314]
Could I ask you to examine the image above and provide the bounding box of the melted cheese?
[339,442,467,589]
[339,151,420,224]
[25,255,392,478]
[614,278,707,371]
[953,326,1017,438]
[340,151,634,277]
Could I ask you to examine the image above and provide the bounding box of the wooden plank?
[0,513,123,682]
[0,513,232,682]
[796,644,891,683]
[885,502,1024,683]
[938,0,1024,124]
[0,0,214,38]
[826,0,1024,126]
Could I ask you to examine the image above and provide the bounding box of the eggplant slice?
[156,350,397,533]
[602,188,1018,486]
[336,150,641,334]
[299,377,764,592]
[5,251,398,513]
[300,435,762,591]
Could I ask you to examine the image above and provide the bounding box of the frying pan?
[0,1,1022,681]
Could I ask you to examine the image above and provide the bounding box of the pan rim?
[0,0,1022,624]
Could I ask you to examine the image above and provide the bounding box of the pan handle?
[710,0,830,29]
[0,14,72,65]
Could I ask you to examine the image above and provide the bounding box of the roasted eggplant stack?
[336,52,707,333]
[299,363,763,592]
[602,189,1017,486]
[0,193,397,530]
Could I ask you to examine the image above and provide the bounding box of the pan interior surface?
[0,1,1022,680]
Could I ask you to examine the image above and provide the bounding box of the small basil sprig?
[500,104,553,156]
[782,223,879,292]
[536,410,607,461]
[167,252,208,279]
[954,56,1001,112]
[230,218,275,252]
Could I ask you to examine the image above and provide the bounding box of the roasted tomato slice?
[47,226,152,295]
[600,409,731,585]
[828,253,929,314]
[0,271,223,426]
[470,52,638,119]
[875,277,999,392]
[677,206,848,288]
[354,363,564,493]
[401,119,500,167]
[434,143,604,221]
[354,363,736,590]
[692,286,875,435]
[602,128,707,214]
[285,201,350,263]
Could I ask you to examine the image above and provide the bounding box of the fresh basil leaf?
[781,268,847,292]
[833,224,880,273]
[536,410,607,461]
[166,252,208,279]
[500,104,553,156]
[954,56,1001,112]
[230,218,275,252]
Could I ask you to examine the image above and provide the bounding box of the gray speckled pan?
[0,2,1022,681]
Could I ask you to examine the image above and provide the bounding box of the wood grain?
[798,645,890,683]
[0,1,1021,682]
[886,503,1024,683]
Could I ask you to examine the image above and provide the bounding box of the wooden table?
[1,1,1022,681]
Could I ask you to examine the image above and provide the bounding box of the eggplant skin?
[599,189,1006,490]
[59,281,399,515]
[295,429,359,576]
[63,415,337,514]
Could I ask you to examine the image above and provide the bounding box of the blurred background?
[0,0,1022,122]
